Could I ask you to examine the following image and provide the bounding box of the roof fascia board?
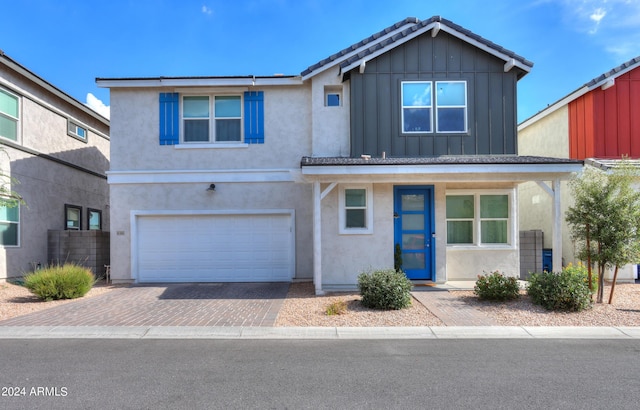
[96,76,303,88]
[519,59,640,130]
[300,21,419,81]
[1,56,109,125]
[437,25,531,73]
[338,22,439,76]
[518,86,590,130]
[301,163,583,176]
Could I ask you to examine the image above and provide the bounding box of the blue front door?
[394,186,434,280]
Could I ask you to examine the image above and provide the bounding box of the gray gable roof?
[585,55,640,87]
[301,16,533,80]
[520,54,640,128]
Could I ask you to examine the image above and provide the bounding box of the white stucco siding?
[320,184,394,288]
[310,68,350,157]
[518,104,577,270]
[446,249,520,280]
[109,86,311,172]
[108,181,313,283]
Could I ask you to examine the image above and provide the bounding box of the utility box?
[542,249,553,272]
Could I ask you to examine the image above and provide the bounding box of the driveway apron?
[0,283,289,327]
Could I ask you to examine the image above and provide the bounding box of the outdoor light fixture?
[206,184,216,191]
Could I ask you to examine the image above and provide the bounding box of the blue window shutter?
[244,91,264,144]
[159,93,179,145]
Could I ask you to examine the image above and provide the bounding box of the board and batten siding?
[349,30,519,157]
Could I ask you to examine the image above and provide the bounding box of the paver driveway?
[0,283,289,327]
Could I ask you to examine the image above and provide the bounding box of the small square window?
[88,208,102,231]
[65,204,82,230]
[67,120,87,141]
[326,93,341,107]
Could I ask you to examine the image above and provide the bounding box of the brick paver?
[0,283,289,327]
[411,289,499,326]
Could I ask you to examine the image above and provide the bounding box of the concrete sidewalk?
[0,325,639,339]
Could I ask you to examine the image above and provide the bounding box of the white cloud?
[85,93,110,119]
[202,5,213,15]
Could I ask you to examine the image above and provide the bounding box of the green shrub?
[357,268,412,310]
[474,271,520,301]
[527,267,593,312]
[563,263,597,293]
[24,263,95,301]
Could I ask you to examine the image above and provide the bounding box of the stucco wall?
[310,68,350,157]
[109,86,311,172]
[1,71,110,280]
[109,181,312,283]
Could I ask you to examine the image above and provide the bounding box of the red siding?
[569,67,640,159]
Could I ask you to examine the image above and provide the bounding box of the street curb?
[0,326,639,339]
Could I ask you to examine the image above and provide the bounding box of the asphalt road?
[1,339,639,409]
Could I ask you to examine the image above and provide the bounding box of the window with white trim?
[401,80,467,134]
[0,204,19,246]
[339,184,373,234]
[182,95,242,143]
[0,87,19,142]
[446,191,511,246]
[67,120,87,141]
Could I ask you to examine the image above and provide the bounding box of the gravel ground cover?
[274,282,640,327]
[1,280,638,326]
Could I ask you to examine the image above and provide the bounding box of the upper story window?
[67,120,87,141]
[0,87,19,142]
[446,191,511,247]
[401,81,467,134]
[324,85,342,107]
[182,95,242,143]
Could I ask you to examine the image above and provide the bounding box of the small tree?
[566,162,640,303]
[0,147,24,208]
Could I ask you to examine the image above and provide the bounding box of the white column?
[552,178,563,272]
[312,181,325,295]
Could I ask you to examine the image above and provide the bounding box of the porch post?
[552,178,563,272]
[312,181,325,295]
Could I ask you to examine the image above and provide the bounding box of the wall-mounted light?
[206,184,216,192]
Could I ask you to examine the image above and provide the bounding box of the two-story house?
[519,56,640,282]
[98,16,581,293]
[1,51,110,281]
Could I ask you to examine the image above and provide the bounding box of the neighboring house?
[519,56,640,282]
[0,51,110,281]
[98,16,581,293]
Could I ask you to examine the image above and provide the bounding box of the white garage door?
[136,213,294,282]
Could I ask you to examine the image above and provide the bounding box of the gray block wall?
[47,230,110,278]
[520,230,543,280]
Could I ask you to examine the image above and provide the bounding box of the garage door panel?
[136,214,293,282]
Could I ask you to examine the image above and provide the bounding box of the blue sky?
[2,0,640,122]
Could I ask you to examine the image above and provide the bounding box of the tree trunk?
[586,224,593,291]
[597,263,605,303]
[608,265,619,304]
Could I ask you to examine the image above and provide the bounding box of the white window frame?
[67,119,88,142]
[401,81,432,134]
[0,203,20,247]
[338,184,374,234]
[435,80,468,133]
[445,189,516,249]
[0,86,20,142]
[401,80,468,135]
[180,94,244,144]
